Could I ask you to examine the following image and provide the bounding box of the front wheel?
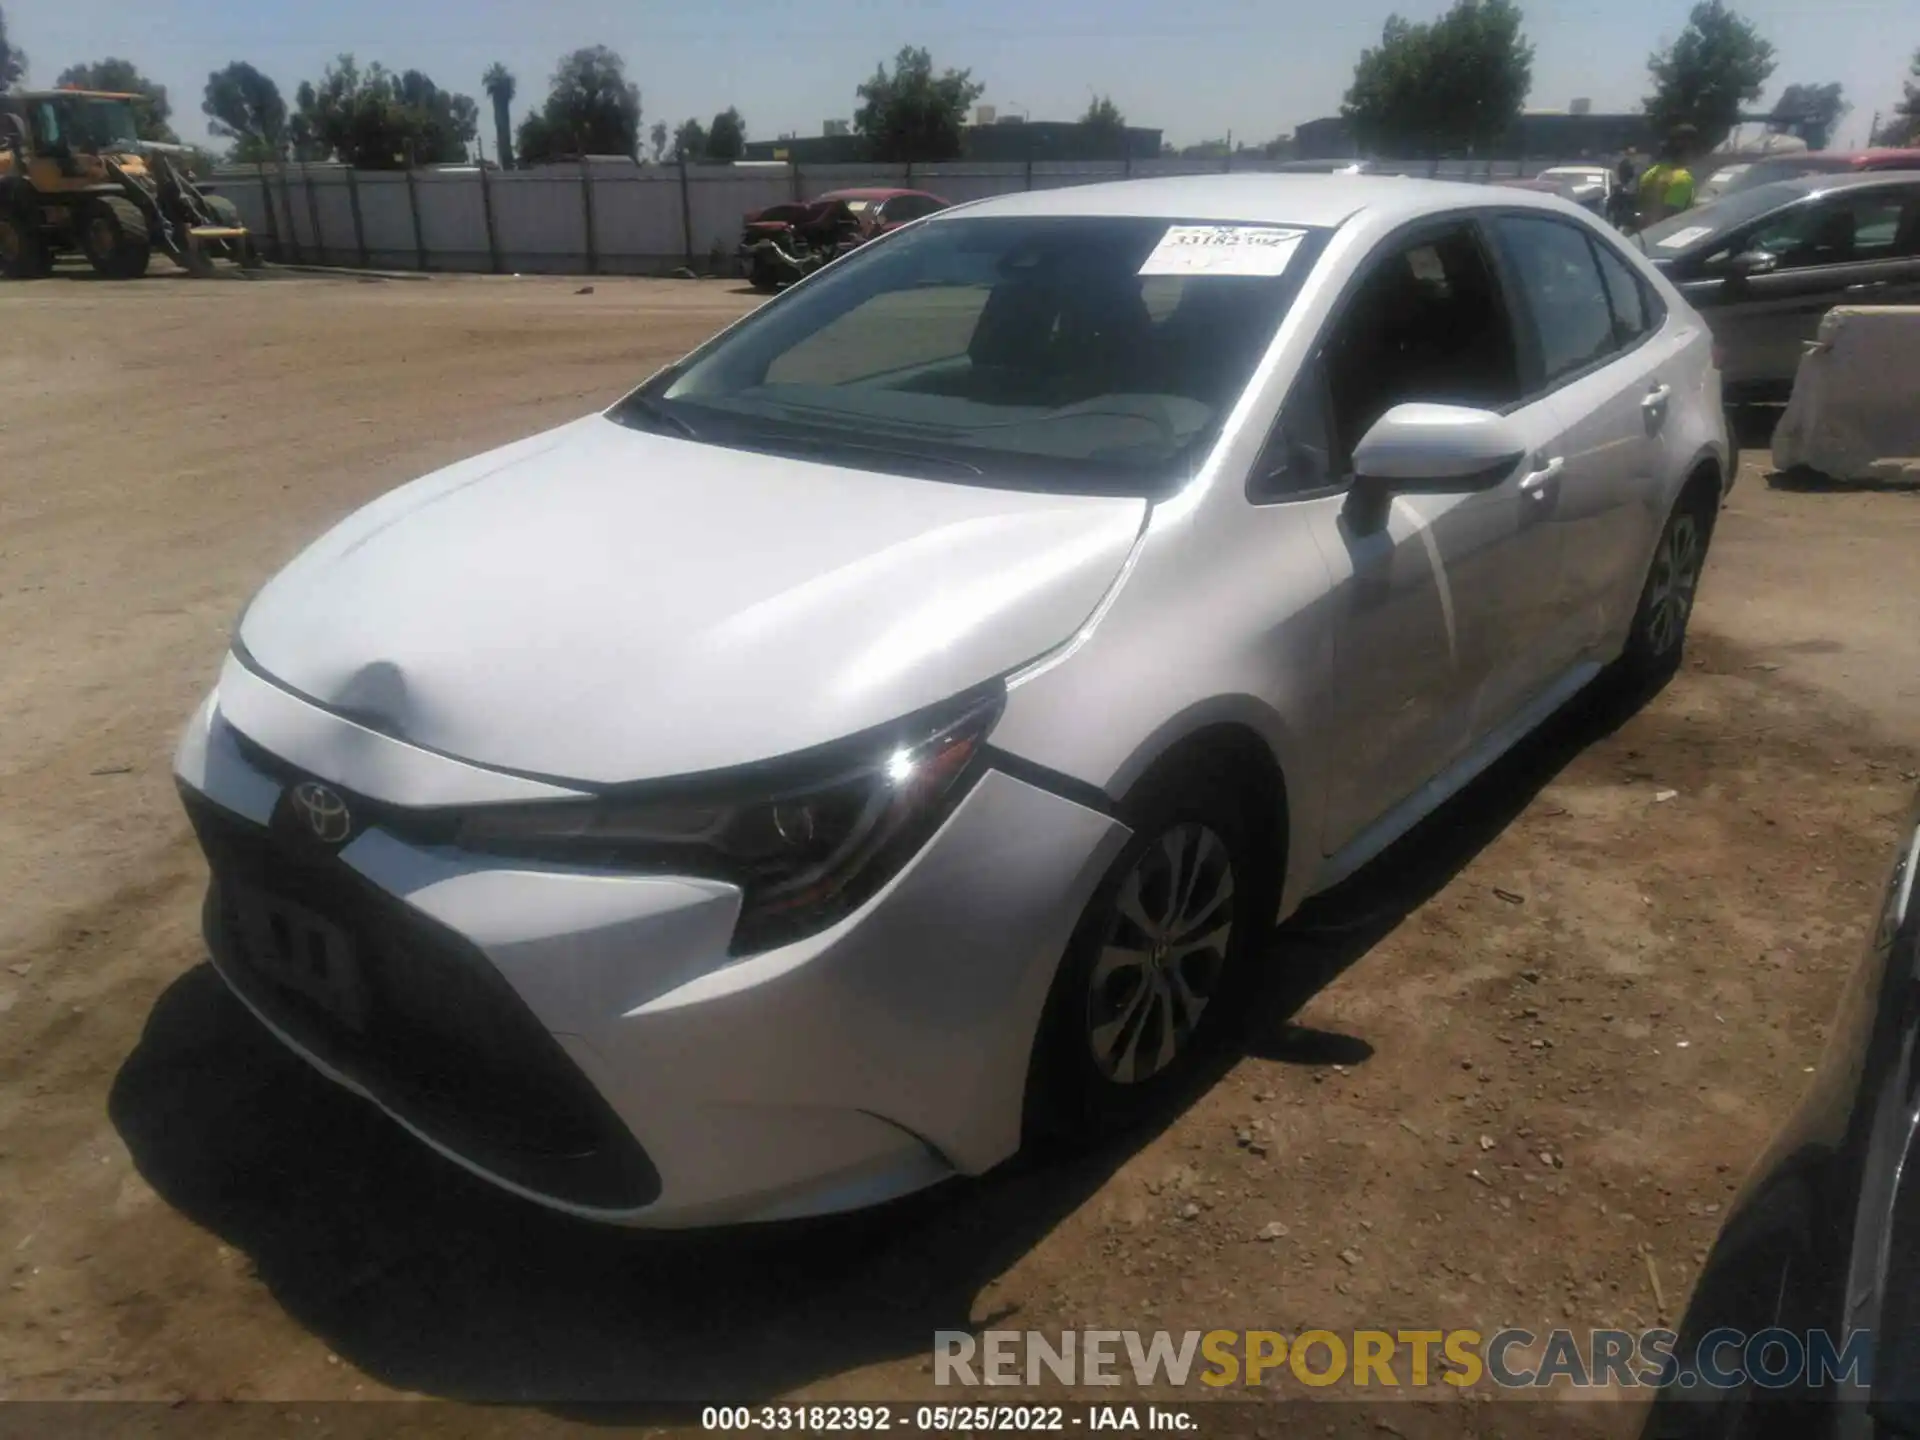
[1024,760,1276,1144]
[79,197,150,279]
[1617,489,1715,687]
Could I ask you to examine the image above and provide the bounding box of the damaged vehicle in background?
[737,187,948,291]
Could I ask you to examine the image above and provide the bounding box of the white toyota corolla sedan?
[175,175,1731,1226]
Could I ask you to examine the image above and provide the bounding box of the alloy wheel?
[1085,822,1236,1085]
[1644,511,1702,658]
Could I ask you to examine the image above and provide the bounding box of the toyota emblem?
[288,781,353,845]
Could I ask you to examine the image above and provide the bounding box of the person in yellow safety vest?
[1637,128,1699,226]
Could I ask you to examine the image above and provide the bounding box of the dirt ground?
[3,273,1919,1433]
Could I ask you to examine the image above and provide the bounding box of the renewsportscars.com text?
[933,1327,1873,1391]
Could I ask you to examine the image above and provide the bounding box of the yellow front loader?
[0,89,259,279]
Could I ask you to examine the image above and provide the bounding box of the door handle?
[1845,280,1890,294]
[1643,383,1672,430]
[1519,456,1563,499]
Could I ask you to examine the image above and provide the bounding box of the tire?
[78,197,151,279]
[1616,484,1716,688]
[748,253,780,292]
[0,206,48,279]
[1024,755,1279,1144]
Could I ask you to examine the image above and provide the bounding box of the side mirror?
[1350,403,1526,494]
[1727,249,1778,278]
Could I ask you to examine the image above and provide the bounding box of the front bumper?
[173,675,1127,1227]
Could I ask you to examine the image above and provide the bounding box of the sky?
[6,0,1917,154]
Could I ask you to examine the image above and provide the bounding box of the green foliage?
[1078,93,1127,159]
[289,56,476,167]
[203,61,287,162]
[482,63,515,168]
[1343,0,1533,159]
[707,106,746,161]
[1768,81,1847,149]
[1886,48,1920,146]
[853,46,984,162]
[671,116,707,161]
[1644,1,1777,152]
[55,59,178,143]
[0,5,25,91]
[516,46,641,164]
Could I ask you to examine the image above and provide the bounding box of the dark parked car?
[736,187,948,291]
[1639,170,1920,402]
[1644,795,1920,1437]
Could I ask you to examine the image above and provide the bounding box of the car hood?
[237,416,1147,785]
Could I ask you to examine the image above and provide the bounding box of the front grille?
[182,787,661,1212]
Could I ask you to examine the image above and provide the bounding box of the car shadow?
[109,669,1660,1410]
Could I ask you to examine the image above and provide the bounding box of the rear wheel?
[748,253,780,292]
[79,197,151,279]
[1025,757,1278,1143]
[0,208,49,279]
[1617,485,1716,687]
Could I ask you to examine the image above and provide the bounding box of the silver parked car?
[175,175,1732,1227]
[1641,170,1920,401]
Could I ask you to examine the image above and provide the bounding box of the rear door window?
[1489,214,1620,390]
[1589,238,1658,346]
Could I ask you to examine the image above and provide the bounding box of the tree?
[0,5,25,91]
[853,45,984,162]
[707,106,745,161]
[291,55,475,167]
[55,59,178,142]
[482,63,515,169]
[1881,48,1920,146]
[516,45,640,164]
[1342,0,1532,159]
[203,61,287,162]
[1644,1,1777,152]
[671,116,707,161]
[649,119,668,162]
[1767,81,1848,149]
[1079,93,1127,159]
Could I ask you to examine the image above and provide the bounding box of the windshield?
[75,99,140,150]
[617,214,1330,497]
[1640,181,1808,254]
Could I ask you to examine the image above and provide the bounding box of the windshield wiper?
[742,432,983,478]
[612,394,699,440]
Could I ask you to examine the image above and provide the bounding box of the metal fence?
[212,156,1566,277]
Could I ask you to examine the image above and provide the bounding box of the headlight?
[453,686,1004,954]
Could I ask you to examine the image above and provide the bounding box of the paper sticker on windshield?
[1656,225,1715,250]
[1139,225,1308,277]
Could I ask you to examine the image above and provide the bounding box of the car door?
[1249,219,1567,853]
[1486,211,1680,660]
[1681,185,1920,393]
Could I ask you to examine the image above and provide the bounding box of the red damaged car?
[737,188,949,292]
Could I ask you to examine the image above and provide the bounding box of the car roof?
[1761,168,1920,195]
[941,172,1575,230]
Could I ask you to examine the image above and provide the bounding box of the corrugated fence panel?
[591,173,694,273]
[355,172,418,268]
[311,175,358,265]
[414,171,492,271]
[491,172,590,272]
